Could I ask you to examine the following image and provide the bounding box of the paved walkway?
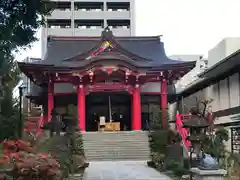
[82,161,172,180]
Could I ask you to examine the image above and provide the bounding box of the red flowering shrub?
[0,140,62,180]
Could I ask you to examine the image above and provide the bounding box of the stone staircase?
[82,131,150,161]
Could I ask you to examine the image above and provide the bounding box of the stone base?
[190,168,227,180]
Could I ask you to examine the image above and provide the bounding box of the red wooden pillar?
[132,85,142,130]
[161,79,168,129]
[77,84,86,131]
[47,81,54,121]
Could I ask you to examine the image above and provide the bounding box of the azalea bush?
[0,140,62,180]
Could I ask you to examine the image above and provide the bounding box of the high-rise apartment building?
[41,0,135,58]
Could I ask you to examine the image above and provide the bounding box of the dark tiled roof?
[19,29,197,100]
[41,35,186,67]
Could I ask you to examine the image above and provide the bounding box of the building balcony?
[47,9,72,19]
[72,27,131,37]
[74,10,104,20]
[73,10,130,20]
[111,27,131,36]
[47,28,73,36]
[105,10,131,19]
[73,27,103,36]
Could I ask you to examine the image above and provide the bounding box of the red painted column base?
[132,85,142,131]
[78,85,86,131]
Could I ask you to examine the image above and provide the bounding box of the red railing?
[36,115,44,137]
[176,112,191,151]
[24,111,44,137]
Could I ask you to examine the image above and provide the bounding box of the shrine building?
[18,28,196,132]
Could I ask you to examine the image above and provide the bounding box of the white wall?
[229,73,240,107]
[140,82,160,93]
[219,78,229,110]
[54,83,76,93]
[175,71,240,120]
[205,73,240,114]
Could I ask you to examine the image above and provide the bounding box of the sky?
[15,0,240,61]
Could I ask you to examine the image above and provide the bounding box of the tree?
[0,0,53,140]
[0,0,53,69]
[0,62,21,141]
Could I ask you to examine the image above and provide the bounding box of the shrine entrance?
[86,92,131,132]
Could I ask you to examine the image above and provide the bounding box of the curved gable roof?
[41,28,185,67]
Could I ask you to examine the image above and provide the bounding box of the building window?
[107,19,130,29]
[74,20,104,29]
[47,19,71,28]
[107,2,130,11]
[231,127,240,154]
[74,2,103,11]
[53,1,71,11]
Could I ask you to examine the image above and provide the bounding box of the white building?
[171,38,240,153]
[41,0,136,58]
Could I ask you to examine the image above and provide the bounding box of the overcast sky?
[16,0,240,60]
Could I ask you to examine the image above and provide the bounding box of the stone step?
[82,137,149,141]
[85,149,150,153]
[85,149,149,151]
[85,154,150,157]
[86,153,149,156]
[82,132,148,137]
[84,147,149,151]
[83,140,149,143]
[83,144,149,147]
[86,155,150,159]
[82,133,148,135]
[82,131,150,161]
[83,138,149,141]
[85,149,149,152]
[83,140,148,143]
[82,133,148,136]
[82,136,149,139]
[84,145,149,148]
[85,153,150,156]
[83,137,148,139]
[82,131,148,134]
[85,142,148,144]
[85,156,150,161]
[82,134,148,137]
[84,141,149,143]
[84,140,148,143]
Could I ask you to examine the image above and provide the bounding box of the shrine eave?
[18,60,196,75]
[149,61,196,71]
